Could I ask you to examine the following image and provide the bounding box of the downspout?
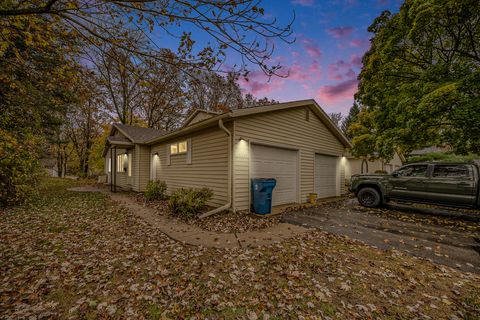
[199,119,232,218]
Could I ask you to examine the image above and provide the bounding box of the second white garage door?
[251,144,298,206]
[315,154,338,198]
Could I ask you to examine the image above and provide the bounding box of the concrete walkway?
[69,186,307,249]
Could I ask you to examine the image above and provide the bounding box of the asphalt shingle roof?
[114,123,166,143]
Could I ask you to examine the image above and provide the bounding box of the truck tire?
[357,187,382,208]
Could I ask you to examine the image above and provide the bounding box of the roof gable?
[113,123,166,143]
[183,110,222,127]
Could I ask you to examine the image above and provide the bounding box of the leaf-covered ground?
[1,179,479,319]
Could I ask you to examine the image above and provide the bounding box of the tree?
[0,0,294,77]
[0,15,80,204]
[139,51,186,131]
[328,112,343,128]
[66,72,106,175]
[341,102,360,139]
[89,45,147,125]
[242,94,279,108]
[352,0,480,159]
[186,72,244,112]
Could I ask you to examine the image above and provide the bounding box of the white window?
[170,140,187,155]
[127,154,132,176]
[108,158,111,173]
[178,141,187,153]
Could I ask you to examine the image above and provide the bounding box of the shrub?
[374,170,388,174]
[0,130,43,207]
[144,180,167,201]
[168,187,213,217]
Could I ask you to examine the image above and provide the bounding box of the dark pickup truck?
[349,162,480,208]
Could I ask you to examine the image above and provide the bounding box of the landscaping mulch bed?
[134,194,281,233]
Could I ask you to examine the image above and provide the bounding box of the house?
[344,152,405,180]
[409,146,449,156]
[103,100,352,212]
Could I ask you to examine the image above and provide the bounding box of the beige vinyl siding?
[233,107,345,210]
[134,145,151,192]
[151,127,229,208]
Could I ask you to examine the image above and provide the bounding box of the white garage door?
[251,144,298,206]
[315,154,338,198]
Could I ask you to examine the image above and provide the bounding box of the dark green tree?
[352,0,480,160]
[341,102,360,139]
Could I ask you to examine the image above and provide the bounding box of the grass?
[0,178,479,319]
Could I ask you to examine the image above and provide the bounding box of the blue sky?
[153,0,402,115]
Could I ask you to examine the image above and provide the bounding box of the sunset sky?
[155,0,402,115]
[235,0,403,115]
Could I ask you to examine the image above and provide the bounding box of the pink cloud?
[345,68,356,79]
[317,78,358,103]
[350,54,363,68]
[288,60,322,81]
[238,71,284,95]
[291,0,315,6]
[327,26,354,38]
[300,37,322,59]
[349,38,370,48]
[327,59,357,81]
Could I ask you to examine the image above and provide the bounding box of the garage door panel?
[315,154,338,198]
[251,144,297,206]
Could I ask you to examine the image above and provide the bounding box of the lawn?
[0,178,479,319]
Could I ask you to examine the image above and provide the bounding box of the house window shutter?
[166,144,171,165]
[186,138,192,164]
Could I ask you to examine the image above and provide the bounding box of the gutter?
[199,119,232,218]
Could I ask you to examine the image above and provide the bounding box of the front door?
[389,164,429,201]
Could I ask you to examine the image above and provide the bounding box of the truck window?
[432,165,471,179]
[395,165,428,177]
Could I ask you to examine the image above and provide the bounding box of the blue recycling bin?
[251,178,277,214]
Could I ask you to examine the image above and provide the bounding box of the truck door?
[425,164,476,206]
[389,164,429,201]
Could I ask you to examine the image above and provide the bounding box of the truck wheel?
[357,187,382,208]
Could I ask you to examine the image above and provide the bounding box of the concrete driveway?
[282,199,480,274]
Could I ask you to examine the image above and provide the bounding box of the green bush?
[168,187,213,217]
[0,130,43,207]
[144,180,167,201]
[374,170,388,174]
